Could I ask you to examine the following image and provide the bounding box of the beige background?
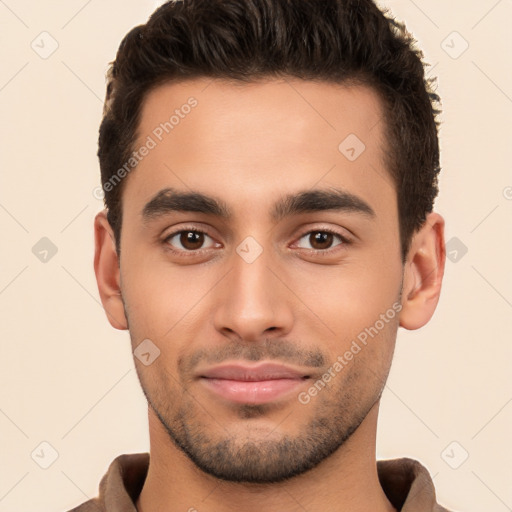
[1,0,511,510]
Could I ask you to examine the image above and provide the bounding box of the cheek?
[297,314,398,416]
[327,312,398,372]
[120,250,222,349]
[292,259,401,333]
[291,261,402,378]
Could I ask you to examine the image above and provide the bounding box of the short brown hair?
[98,0,442,262]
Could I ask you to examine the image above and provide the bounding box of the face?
[106,77,407,482]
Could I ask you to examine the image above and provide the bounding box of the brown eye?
[310,232,334,250]
[180,231,204,250]
[296,230,346,251]
[165,230,215,252]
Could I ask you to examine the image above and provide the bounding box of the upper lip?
[198,362,311,381]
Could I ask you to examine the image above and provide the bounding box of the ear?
[399,212,446,330]
[93,210,128,330]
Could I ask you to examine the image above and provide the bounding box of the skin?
[94,77,445,512]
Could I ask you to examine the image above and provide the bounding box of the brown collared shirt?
[67,453,452,511]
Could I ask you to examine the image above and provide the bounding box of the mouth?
[197,362,312,404]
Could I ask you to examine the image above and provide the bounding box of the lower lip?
[200,377,307,404]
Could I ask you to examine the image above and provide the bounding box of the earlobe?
[93,210,128,330]
[399,212,446,330]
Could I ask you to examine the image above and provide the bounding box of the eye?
[295,229,349,252]
[162,226,351,257]
[164,229,218,252]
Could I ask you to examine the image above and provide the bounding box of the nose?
[212,242,294,343]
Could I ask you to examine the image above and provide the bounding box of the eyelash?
[162,226,351,258]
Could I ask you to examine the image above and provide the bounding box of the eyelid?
[295,225,352,242]
[162,223,216,240]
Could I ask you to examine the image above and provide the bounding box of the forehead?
[138,77,386,156]
[122,77,394,222]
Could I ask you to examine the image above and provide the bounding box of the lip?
[198,362,311,404]
[198,362,311,381]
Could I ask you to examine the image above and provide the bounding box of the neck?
[136,401,396,512]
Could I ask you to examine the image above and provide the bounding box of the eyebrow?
[142,186,375,223]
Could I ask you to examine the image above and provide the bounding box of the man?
[71,0,451,510]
